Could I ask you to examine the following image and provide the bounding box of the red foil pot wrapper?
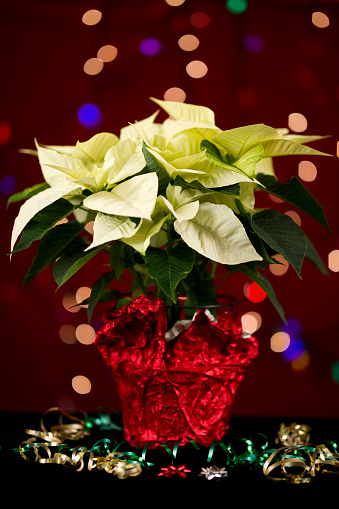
[95,295,258,448]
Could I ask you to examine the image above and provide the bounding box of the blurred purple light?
[243,35,265,53]
[139,38,163,56]
[282,337,305,362]
[0,175,15,195]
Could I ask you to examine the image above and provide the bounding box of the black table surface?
[1,411,338,499]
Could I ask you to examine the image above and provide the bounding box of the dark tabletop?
[1,412,338,500]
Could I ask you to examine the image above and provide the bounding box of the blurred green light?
[331,361,339,384]
[226,0,248,14]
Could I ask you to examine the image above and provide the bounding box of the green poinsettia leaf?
[250,208,307,278]
[172,175,240,196]
[143,244,195,303]
[109,241,135,281]
[141,142,171,195]
[53,241,107,288]
[256,174,332,232]
[226,262,286,323]
[23,221,85,286]
[7,182,50,207]
[212,124,279,160]
[304,235,329,275]
[202,140,254,180]
[11,198,80,254]
[87,271,116,323]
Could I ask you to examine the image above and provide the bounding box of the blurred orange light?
[298,160,317,182]
[328,250,339,272]
[270,332,290,353]
[76,286,91,308]
[269,254,289,276]
[72,375,92,394]
[269,194,284,204]
[178,34,200,51]
[84,58,104,75]
[291,351,310,371]
[97,45,118,62]
[82,10,102,25]
[288,113,308,133]
[166,0,185,5]
[312,12,330,28]
[85,221,94,234]
[59,324,77,344]
[186,60,208,78]
[75,324,96,345]
[241,311,262,334]
[62,292,81,313]
[284,210,301,226]
[164,87,186,102]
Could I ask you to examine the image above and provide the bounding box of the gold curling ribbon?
[276,422,311,447]
[264,422,339,483]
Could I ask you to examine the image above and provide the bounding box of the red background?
[1,0,339,418]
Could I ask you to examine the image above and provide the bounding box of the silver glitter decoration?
[199,465,228,480]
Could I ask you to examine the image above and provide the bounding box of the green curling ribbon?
[172,437,201,462]
[207,440,231,464]
[140,441,174,466]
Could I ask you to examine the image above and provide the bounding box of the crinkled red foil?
[95,295,258,448]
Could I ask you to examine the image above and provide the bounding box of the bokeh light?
[189,12,210,28]
[178,34,200,51]
[236,87,258,107]
[245,282,266,303]
[226,0,248,14]
[312,12,330,28]
[139,38,163,56]
[282,337,305,362]
[59,324,77,344]
[241,311,262,334]
[75,324,96,345]
[243,35,265,53]
[166,0,185,5]
[269,254,289,276]
[270,331,290,353]
[0,121,12,144]
[291,351,310,372]
[164,87,186,102]
[298,160,317,182]
[82,10,102,26]
[62,292,81,313]
[0,175,15,195]
[54,218,68,227]
[77,103,103,129]
[186,60,208,78]
[269,194,284,204]
[72,375,92,394]
[328,250,339,272]
[284,210,301,226]
[76,286,92,308]
[288,113,308,133]
[83,58,104,75]
[85,221,94,234]
[97,45,118,62]
[280,317,302,338]
[331,361,339,384]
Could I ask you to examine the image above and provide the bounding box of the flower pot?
[95,294,258,448]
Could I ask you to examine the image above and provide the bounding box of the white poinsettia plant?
[9,98,332,325]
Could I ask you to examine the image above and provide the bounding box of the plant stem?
[129,266,149,298]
